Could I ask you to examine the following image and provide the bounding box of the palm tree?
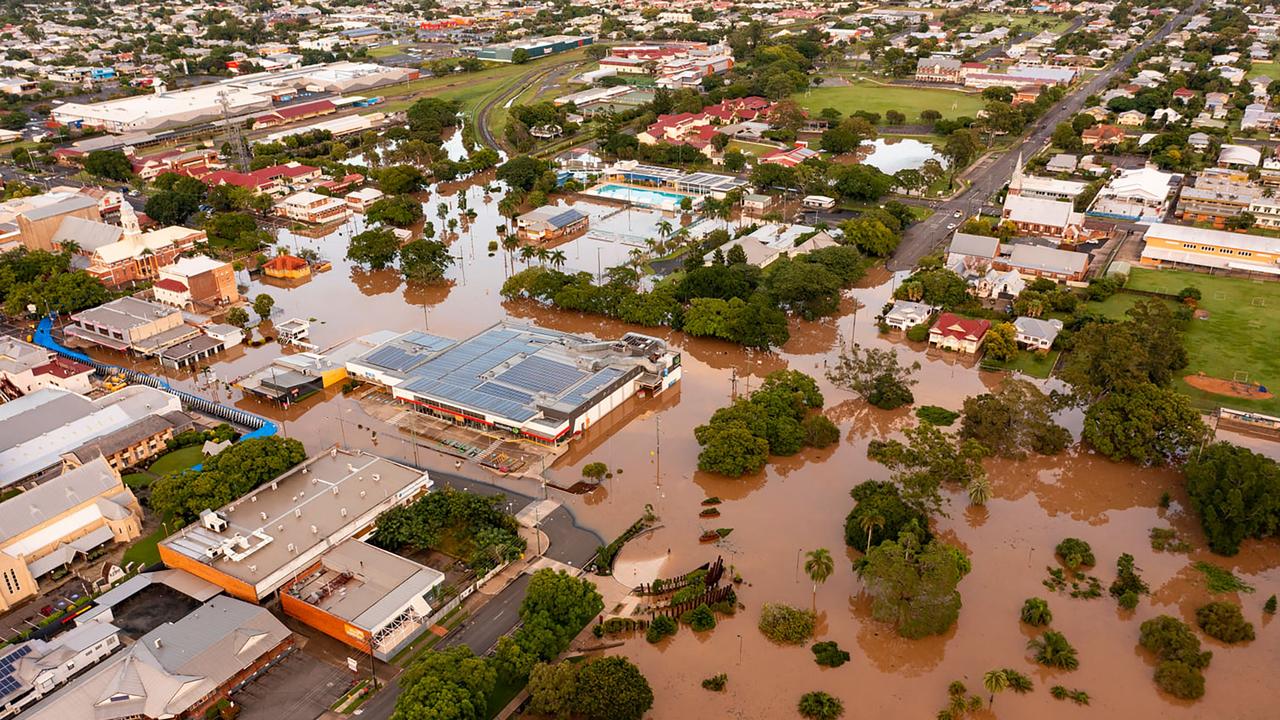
[501,235,520,274]
[519,245,537,266]
[859,512,885,552]
[656,219,673,239]
[436,202,448,221]
[803,548,834,609]
[447,217,458,236]
[1020,597,1053,626]
[1028,630,1078,670]
[627,247,644,267]
[548,249,567,268]
[983,669,1008,707]
[535,247,550,266]
[966,476,992,506]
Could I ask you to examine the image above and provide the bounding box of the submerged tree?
[959,380,1070,458]
[856,524,971,638]
[826,343,921,409]
[867,423,989,518]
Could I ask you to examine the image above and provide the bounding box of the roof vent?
[154,638,162,649]
[294,508,301,518]
[248,564,256,573]
[271,481,279,491]
[310,525,317,534]
[301,466,308,474]
[287,543,295,553]
[359,490,366,499]
[250,495,256,503]
[331,486,338,496]
[311,477,318,484]
[347,464,356,473]
[259,511,267,521]
[340,508,347,518]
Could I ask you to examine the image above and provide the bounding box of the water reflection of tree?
[825,398,914,442]
[986,452,1182,526]
[401,278,455,309]
[349,266,403,296]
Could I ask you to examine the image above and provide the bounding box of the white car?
[946,223,958,230]
[953,210,962,218]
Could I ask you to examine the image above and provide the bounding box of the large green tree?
[571,657,653,720]
[1184,442,1280,555]
[959,380,1070,458]
[857,525,971,638]
[868,423,989,517]
[347,228,401,270]
[149,437,306,522]
[844,481,931,552]
[84,150,133,181]
[366,194,425,228]
[393,646,496,720]
[1082,383,1208,466]
[400,238,454,282]
[826,344,920,410]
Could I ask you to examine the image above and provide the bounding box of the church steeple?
[1009,151,1025,195]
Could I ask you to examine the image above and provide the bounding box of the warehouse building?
[466,34,593,63]
[346,323,682,445]
[50,62,417,133]
[158,449,432,602]
[280,539,445,660]
[0,386,187,487]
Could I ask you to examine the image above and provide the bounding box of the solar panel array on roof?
[365,345,427,373]
[558,366,625,408]
[400,331,456,353]
[546,208,585,228]
[0,644,32,699]
[495,356,587,395]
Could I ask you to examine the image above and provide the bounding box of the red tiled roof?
[930,313,990,341]
[153,278,188,292]
[264,254,308,271]
[31,357,93,378]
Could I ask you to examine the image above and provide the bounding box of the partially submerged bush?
[1195,602,1255,644]
[1054,538,1095,569]
[758,603,816,645]
[811,641,851,668]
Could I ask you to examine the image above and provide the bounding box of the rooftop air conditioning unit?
[294,508,302,518]
[372,474,380,482]
[271,481,279,491]
[287,543,295,553]
[199,509,227,533]
[310,525,318,534]
[259,512,267,521]
[340,508,347,517]
[331,486,338,496]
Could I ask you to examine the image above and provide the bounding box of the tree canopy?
[1184,442,1280,555]
[856,524,971,638]
[1082,383,1208,466]
[695,370,826,476]
[393,646,496,720]
[959,380,1070,458]
[149,437,306,522]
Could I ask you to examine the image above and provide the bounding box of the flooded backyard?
[76,160,1280,719]
[859,137,945,174]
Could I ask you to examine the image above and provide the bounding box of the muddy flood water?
[84,164,1279,719]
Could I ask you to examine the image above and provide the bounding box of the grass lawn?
[1084,291,1177,320]
[796,81,986,121]
[960,12,1071,33]
[367,45,403,58]
[122,522,169,568]
[377,49,590,115]
[121,472,153,489]
[1248,60,1280,79]
[983,348,1061,379]
[728,139,783,156]
[146,445,204,476]
[1126,267,1280,414]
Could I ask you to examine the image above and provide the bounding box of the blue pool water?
[585,184,696,209]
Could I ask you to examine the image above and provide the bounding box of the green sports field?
[1126,267,1280,414]
[795,81,987,121]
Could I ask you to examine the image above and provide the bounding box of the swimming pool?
[584,184,698,210]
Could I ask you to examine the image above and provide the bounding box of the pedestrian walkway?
[514,499,561,528]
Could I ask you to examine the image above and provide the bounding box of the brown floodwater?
[79,171,1279,718]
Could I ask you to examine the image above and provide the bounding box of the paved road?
[351,469,602,720]
[475,57,587,154]
[888,2,1204,271]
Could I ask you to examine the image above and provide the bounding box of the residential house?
[1013,316,1063,350]
[882,300,934,331]
[0,458,142,611]
[1117,109,1147,127]
[1081,124,1125,148]
[929,313,990,354]
[710,224,838,268]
